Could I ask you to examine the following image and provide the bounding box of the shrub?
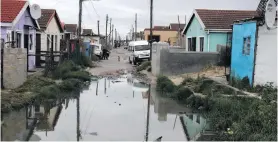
[62,71,91,82]
[52,60,80,79]
[136,61,151,72]
[73,53,93,68]
[156,75,176,93]
[147,66,152,72]
[59,78,82,91]
[39,85,60,99]
[173,87,194,103]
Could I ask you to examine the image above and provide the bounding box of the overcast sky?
[29,0,261,38]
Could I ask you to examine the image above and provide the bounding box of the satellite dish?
[30,4,41,20]
[265,0,277,29]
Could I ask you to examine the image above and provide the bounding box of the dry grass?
[169,66,229,85]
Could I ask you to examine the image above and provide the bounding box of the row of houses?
[1,0,101,71]
[147,0,277,86]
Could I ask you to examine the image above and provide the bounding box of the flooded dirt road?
[2,48,194,141]
[2,75,188,141]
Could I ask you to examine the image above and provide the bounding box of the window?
[55,35,58,51]
[199,37,204,52]
[243,36,251,55]
[16,33,21,48]
[29,34,33,50]
[188,114,193,120]
[188,38,192,51]
[196,114,200,124]
[47,34,50,51]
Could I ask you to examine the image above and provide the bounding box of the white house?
[37,9,64,52]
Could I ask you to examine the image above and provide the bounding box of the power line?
[89,0,100,19]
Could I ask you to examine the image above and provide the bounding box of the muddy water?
[2,75,190,141]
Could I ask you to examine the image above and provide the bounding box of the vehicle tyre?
[133,57,137,65]
[129,57,132,64]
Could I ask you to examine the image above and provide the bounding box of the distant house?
[81,29,94,42]
[144,23,185,46]
[182,9,258,52]
[0,0,40,70]
[230,0,277,86]
[64,24,77,40]
[37,9,64,53]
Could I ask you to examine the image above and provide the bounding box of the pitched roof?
[38,9,63,32]
[196,9,259,29]
[82,29,93,36]
[170,23,186,31]
[64,24,77,33]
[153,26,169,30]
[1,0,27,23]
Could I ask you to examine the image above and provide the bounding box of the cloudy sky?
[29,0,261,38]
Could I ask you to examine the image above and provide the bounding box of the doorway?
[35,34,41,67]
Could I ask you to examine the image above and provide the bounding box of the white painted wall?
[41,16,62,51]
[254,23,277,86]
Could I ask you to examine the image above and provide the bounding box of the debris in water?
[89,132,98,136]
[114,102,116,103]
[112,80,123,83]
[154,136,163,141]
[119,104,121,106]
[106,96,108,97]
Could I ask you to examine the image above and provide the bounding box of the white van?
[129,40,150,65]
[91,43,102,58]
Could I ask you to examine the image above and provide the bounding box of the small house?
[182,9,258,52]
[144,23,185,46]
[64,24,78,40]
[37,9,64,53]
[1,0,40,70]
[230,0,277,86]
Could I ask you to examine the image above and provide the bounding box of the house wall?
[209,33,228,52]
[231,22,257,85]
[1,27,7,41]
[144,30,178,45]
[254,23,277,86]
[184,15,207,51]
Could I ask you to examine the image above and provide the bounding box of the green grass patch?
[136,61,151,72]
[62,71,91,82]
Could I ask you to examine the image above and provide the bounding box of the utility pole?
[135,13,137,41]
[109,18,112,47]
[97,20,100,35]
[115,28,117,42]
[112,24,114,48]
[78,0,83,38]
[132,25,134,41]
[105,14,108,49]
[149,0,153,61]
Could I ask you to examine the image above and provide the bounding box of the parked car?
[91,43,102,59]
[128,40,150,65]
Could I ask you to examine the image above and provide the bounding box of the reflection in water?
[3,75,192,141]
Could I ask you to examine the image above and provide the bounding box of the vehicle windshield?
[134,45,150,51]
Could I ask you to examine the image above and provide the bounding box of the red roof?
[195,9,259,29]
[1,0,27,23]
[38,9,64,32]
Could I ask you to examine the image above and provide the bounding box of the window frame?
[187,37,192,51]
[16,32,22,48]
[242,36,251,55]
[199,36,204,52]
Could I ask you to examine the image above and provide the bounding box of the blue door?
[231,22,257,85]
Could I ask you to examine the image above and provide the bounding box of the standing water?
[2,74,191,141]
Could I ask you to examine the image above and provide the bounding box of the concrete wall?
[231,22,257,85]
[152,42,220,76]
[3,48,27,89]
[184,15,208,52]
[254,23,277,86]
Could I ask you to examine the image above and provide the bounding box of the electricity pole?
[149,0,153,61]
[135,13,137,41]
[112,24,114,48]
[97,20,100,35]
[105,14,108,49]
[109,18,112,47]
[78,0,82,38]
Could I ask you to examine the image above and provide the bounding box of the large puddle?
[2,74,209,141]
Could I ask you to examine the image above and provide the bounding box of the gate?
[1,39,4,89]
